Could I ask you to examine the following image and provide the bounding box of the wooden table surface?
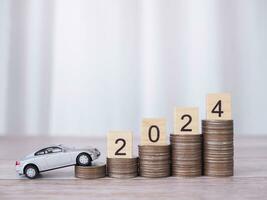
[0,135,266,200]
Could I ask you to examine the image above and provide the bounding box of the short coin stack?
[107,158,138,178]
[170,134,202,176]
[202,120,234,176]
[75,162,106,179]
[139,145,171,178]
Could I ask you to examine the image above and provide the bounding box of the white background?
[0,0,266,136]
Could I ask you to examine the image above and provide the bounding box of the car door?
[44,147,71,169]
[33,149,49,171]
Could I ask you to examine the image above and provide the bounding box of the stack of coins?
[202,120,234,176]
[107,158,138,178]
[139,145,171,178]
[75,162,106,179]
[170,134,202,176]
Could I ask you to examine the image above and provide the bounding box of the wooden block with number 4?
[206,93,232,120]
[141,118,167,145]
[174,107,199,134]
[107,131,133,158]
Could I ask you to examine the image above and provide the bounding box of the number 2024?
[114,100,225,154]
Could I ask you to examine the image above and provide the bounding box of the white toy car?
[15,145,101,179]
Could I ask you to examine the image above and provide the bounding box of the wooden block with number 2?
[206,93,232,120]
[174,107,199,134]
[107,131,133,158]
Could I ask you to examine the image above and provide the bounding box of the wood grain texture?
[0,135,267,200]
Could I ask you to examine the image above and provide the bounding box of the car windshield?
[58,145,70,150]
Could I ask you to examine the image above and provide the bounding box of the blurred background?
[0,0,266,136]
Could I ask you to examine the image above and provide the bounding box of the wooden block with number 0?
[141,118,167,145]
[206,93,232,120]
[174,107,199,134]
[107,131,133,158]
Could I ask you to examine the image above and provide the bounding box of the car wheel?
[24,165,39,179]
[76,153,92,166]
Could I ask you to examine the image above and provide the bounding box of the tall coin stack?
[138,145,171,178]
[170,134,202,176]
[107,158,138,178]
[202,120,234,176]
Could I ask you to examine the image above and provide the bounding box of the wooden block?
[107,131,133,158]
[174,107,199,134]
[206,93,232,120]
[141,118,167,145]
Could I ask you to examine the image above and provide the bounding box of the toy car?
[15,144,101,179]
